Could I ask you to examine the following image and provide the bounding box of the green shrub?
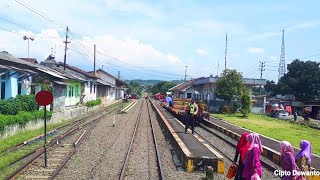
[14,95,38,112]
[231,101,241,113]
[0,95,38,115]
[219,105,231,114]
[240,92,251,117]
[0,110,52,129]
[0,99,19,115]
[85,99,102,107]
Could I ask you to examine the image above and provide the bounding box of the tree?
[127,81,143,97]
[274,59,320,101]
[151,81,177,95]
[240,89,251,117]
[215,69,244,104]
[265,80,276,94]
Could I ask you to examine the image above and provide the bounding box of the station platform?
[150,100,224,173]
[203,116,320,169]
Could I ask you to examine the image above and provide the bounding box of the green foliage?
[85,99,102,107]
[219,105,231,114]
[215,69,244,104]
[0,99,19,115]
[0,95,38,115]
[240,91,251,117]
[274,59,320,101]
[151,81,177,95]
[231,101,241,113]
[127,81,143,97]
[265,80,276,94]
[0,110,52,130]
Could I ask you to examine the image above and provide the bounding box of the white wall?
[84,81,97,102]
[107,87,116,101]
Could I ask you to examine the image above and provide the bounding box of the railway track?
[4,101,126,180]
[197,124,278,170]
[193,124,279,179]
[119,99,165,180]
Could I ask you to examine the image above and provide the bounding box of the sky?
[0,0,320,82]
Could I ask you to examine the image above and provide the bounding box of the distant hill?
[124,79,183,86]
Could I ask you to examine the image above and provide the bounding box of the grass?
[212,113,320,156]
[0,101,124,178]
[0,121,69,179]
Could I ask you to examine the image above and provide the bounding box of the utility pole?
[184,66,187,81]
[63,26,70,70]
[118,71,120,79]
[259,61,265,95]
[94,44,96,75]
[102,65,104,70]
[224,33,227,71]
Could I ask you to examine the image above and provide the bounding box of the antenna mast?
[278,29,286,80]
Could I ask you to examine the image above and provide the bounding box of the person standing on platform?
[280,141,302,180]
[294,111,298,121]
[185,99,198,134]
[233,132,250,180]
[296,140,312,180]
[242,133,262,180]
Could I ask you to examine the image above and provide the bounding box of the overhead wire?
[11,0,196,80]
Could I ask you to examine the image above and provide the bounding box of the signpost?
[35,90,53,168]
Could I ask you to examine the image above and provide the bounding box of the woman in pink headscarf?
[280,141,302,180]
[242,133,262,180]
[296,140,312,180]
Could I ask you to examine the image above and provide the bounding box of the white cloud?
[248,47,264,54]
[247,21,320,41]
[196,48,208,56]
[0,28,183,79]
[287,21,320,32]
[247,32,281,41]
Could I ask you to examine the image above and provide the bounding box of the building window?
[68,86,72,97]
[1,82,5,99]
[31,85,36,95]
[187,93,191,98]
[90,82,92,94]
[18,83,22,95]
[71,86,74,97]
[75,85,79,97]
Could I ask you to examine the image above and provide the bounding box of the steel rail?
[119,100,143,180]
[146,99,165,180]
[5,104,121,179]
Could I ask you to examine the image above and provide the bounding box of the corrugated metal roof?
[97,79,113,87]
[37,68,67,79]
[53,81,68,85]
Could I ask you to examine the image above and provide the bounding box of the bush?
[0,110,52,129]
[85,99,102,107]
[231,101,241,113]
[240,92,251,117]
[0,95,38,115]
[14,95,38,112]
[219,105,231,114]
[0,99,19,115]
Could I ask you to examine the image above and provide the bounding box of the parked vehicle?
[269,109,291,120]
[129,94,139,99]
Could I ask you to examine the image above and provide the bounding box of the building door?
[1,82,5,99]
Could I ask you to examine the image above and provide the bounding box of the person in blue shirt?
[165,95,173,107]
